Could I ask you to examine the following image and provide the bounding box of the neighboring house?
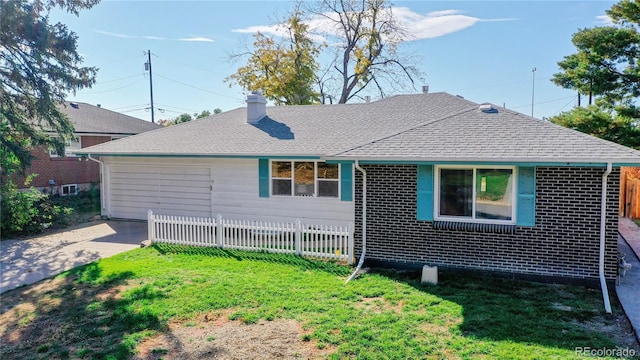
[77,92,640,288]
[13,102,161,195]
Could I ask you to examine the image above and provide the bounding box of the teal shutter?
[417,165,434,221]
[258,159,269,198]
[340,163,353,201]
[516,167,535,226]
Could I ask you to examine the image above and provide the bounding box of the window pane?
[439,169,472,217]
[272,179,292,196]
[272,161,292,178]
[318,180,339,197]
[317,163,339,179]
[294,162,315,196]
[476,169,513,220]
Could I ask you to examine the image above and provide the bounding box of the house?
[77,92,640,291]
[12,102,161,195]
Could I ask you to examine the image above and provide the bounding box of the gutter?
[346,160,366,284]
[87,155,106,217]
[599,162,612,314]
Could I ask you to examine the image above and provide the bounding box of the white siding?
[103,157,354,225]
[108,162,212,220]
[211,158,354,226]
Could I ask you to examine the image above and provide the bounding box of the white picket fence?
[147,211,354,264]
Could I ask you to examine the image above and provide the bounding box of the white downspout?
[87,155,105,218]
[346,160,366,284]
[599,162,612,314]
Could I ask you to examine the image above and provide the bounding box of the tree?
[228,0,422,105]
[549,106,640,149]
[0,0,99,175]
[226,10,321,105]
[158,109,220,126]
[551,0,639,111]
[309,0,421,103]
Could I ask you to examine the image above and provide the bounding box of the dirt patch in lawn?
[576,315,640,353]
[135,312,334,360]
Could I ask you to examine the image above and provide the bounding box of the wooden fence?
[148,211,354,264]
[620,167,640,219]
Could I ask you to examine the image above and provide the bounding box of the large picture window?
[436,166,515,223]
[271,161,339,198]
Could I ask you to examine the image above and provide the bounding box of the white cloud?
[595,15,613,25]
[95,30,134,38]
[178,36,215,42]
[95,30,214,42]
[232,7,515,42]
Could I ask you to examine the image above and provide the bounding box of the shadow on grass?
[152,243,353,277]
[0,262,167,360]
[371,268,625,352]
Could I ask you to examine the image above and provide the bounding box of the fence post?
[348,222,354,265]
[147,210,154,243]
[295,219,302,256]
[216,214,223,248]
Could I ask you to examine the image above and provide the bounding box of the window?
[50,137,81,157]
[435,166,515,223]
[271,161,339,198]
[61,184,78,196]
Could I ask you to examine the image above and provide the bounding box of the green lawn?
[1,245,636,359]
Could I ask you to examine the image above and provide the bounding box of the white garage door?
[109,164,212,220]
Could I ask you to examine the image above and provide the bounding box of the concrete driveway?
[1,220,148,294]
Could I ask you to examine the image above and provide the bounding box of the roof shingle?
[78,93,640,164]
[58,102,161,134]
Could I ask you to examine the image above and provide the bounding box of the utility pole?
[531,67,536,118]
[144,50,155,123]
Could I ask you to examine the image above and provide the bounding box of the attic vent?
[70,102,79,109]
[479,103,498,114]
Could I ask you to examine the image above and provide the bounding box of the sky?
[50,0,618,123]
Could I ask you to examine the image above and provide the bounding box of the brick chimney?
[246,91,266,124]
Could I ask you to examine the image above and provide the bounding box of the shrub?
[1,177,73,239]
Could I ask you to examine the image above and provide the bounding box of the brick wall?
[10,135,110,190]
[354,165,619,281]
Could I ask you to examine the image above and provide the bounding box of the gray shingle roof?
[334,106,640,163]
[78,93,640,164]
[58,102,161,134]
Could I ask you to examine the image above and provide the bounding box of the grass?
[1,245,636,360]
[633,218,640,227]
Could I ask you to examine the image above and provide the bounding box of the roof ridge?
[332,105,478,156]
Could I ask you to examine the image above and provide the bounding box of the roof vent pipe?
[479,104,499,113]
[246,91,267,124]
[365,96,371,103]
[422,85,429,93]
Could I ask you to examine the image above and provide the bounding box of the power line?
[510,95,576,109]
[79,79,145,94]
[551,96,578,116]
[154,73,244,102]
[154,54,226,76]
[154,103,200,113]
[98,73,144,84]
[119,107,147,113]
[111,103,149,111]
